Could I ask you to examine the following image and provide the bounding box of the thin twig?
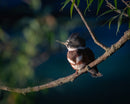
[70,0,108,51]
[105,0,128,17]
[0,0,130,94]
[122,0,130,8]
[0,29,130,94]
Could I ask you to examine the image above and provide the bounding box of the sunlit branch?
[0,0,130,94]
[105,0,128,17]
[70,0,108,51]
[0,29,130,94]
[122,0,130,8]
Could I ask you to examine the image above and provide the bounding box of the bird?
[57,33,102,77]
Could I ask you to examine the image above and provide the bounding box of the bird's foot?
[75,69,81,74]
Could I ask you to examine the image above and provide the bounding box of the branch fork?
[70,0,108,51]
[0,0,129,94]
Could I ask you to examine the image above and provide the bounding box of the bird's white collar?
[67,47,85,51]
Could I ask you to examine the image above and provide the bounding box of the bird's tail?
[88,66,103,78]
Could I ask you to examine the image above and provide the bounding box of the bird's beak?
[56,40,67,46]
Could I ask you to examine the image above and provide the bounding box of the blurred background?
[0,0,130,104]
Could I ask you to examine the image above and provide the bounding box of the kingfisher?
[57,33,102,77]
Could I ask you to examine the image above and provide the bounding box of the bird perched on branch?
[57,33,102,77]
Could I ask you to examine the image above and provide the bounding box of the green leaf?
[96,0,104,15]
[127,8,130,17]
[108,15,118,29]
[114,0,117,9]
[127,8,130,28]
[84,0,93,14]
[86,0,89,5]
[116,10,124,34]
[60,0,70,11]
[77,0,80,7]
[128,19,130,28]
[70,0,75,18]
[30,0,41,10]
[98,9,114,18]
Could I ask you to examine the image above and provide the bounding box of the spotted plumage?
[67,48,100,76]
[57,33,102,77]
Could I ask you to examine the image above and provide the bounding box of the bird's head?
[57,33,86,51]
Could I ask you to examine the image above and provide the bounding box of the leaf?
[70,0,75,18]
[84,0,94,14]
[86,0,89,5]
[116,10,124,34]
[60,0,70,11]
[129,19,130,28]
[86,0,89,9]
[98,9,114,18]
[108,15,118,29]
[127,8,130,28]
[127,7,130,17]
[102,15,118,26]
[96,0,104,15]
[114,0,117,9]
[77,0,80,7]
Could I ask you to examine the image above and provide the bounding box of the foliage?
[127,7,130,28]
[0,0,69,103]
[96,0,104,15]
[84,0,94,14]
[61,0,130,34]
[70,0,75,18]
[0,16,58,87]
[114,0,117,9]
[0,0,129,103]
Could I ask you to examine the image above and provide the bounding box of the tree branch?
[0,29,130,94]
[70,0,108,51]
[105,0,128,17]
[122,0,130,8]
[0,0,130,94]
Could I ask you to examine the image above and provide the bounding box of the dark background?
[0,0,130,104]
